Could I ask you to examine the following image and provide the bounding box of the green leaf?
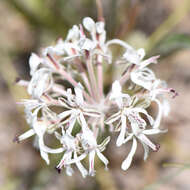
[149,33,190,57]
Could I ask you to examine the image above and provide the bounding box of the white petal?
[138,134,157,151]
[141,142,149,161]
[105,111,121,125]
[54,131,62,140]
[40,150,50,165]
[140,55,159,69]
[38,135,63,154]
[162,100,170,117]
[130,68,155,90]
[18,129,35,141]
[121,137,137,170]
[123,48,141,64]
[83,17,95,32]
[33,121,46,137]
[110,80,124,108]
[116,115,126,147]
[133,108,154,126]
[89,150,96,176]
[66,166,74,176]
[66,115,77,134]
[153,99,162,129]
[28,69,52,98]
[83,111,100,118]
[74,84,84,105]
[58,110,73,120]
[96,149,109,169]
[79,113,89,132]
[123,134,133,144]
[56,153,67,169]
[29,53,42,76]
[137,48,145,60]
[99,136,111,151]
[66,25,80,41]
[67,153,87,165]
[96,22,105,34]
[112,80,122,93]
[106,39,133,50]
[74,152,88,178]
[80,38,96,51]
[143,128,167,135]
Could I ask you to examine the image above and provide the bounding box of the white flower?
[55,129,88,177]
[109,80,131,108]
[121,125,165,171]
[123,48,145,65]
[15,17,175,177]
[66,25,80,42]
[43,39,66,56]
[29,53,43,76]
[27,68,53,99]
[58,85,100,134]
[130,55,160,90]
[79,38,96,51]
[83,17,106,48]
[15,107,63,164]
[79,115,110,176]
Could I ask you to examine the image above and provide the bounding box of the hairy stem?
[96,0,104,22]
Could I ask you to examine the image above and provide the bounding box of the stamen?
[55,166,62,174]
[153,143,160,152]
[15,77,21,83]
[13,135,20,143]
[169,88,178,98]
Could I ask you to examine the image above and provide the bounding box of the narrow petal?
[33,121,46,137]
[105,111,121,125]
[123,134,133,144]
[133,108,154,126]
[74,84,84,105]
[140,55,159,69]
[98,136,111,152]
[39,135,63,154]
[79,112,89,132]
[141,142,149,161]
[153,99,162,129]
[58,110,73,120]
[116,115,126,147]
[56,153,67,171]
[74,152,88,178]
[121,137,137,170]
[106,39,133,50]
[89,150,96,176]
[40,150,50,165]
[162,100,170,117]
[66,166,74,176]
[143,128,167,135]
[83,17,95,32]
[66,115,77,134]
[138,134,157,151]
[29,53,42,76]
[17,129,35,142]
[67,153,87,165]
[137,48,145,60]
[96,149,109,170]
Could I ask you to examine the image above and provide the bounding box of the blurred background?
[0,0,190,190]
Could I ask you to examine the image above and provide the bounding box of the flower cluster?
[15,17,177,177]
